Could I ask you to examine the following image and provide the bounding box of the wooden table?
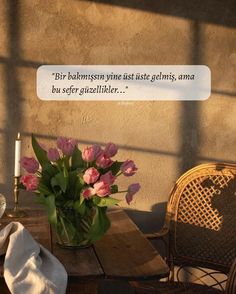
[0,208,169,293]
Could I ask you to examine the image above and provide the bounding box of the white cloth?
[0,222,67,294]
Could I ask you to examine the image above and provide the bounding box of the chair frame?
[146,163,236,291]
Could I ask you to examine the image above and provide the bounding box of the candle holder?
[6,176,26,218]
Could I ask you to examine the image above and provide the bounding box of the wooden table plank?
[0,208,169,283]
[94,209,170,280]
[0,209,104,279]
[52,243,104,278]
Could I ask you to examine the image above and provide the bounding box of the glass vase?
[55,207,94,249]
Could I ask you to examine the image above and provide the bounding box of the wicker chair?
[133,163,236,293]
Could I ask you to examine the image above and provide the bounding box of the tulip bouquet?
[20,135,140,248]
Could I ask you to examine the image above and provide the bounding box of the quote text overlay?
[37,65,211,101]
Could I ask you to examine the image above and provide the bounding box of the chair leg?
[169,263,175,282]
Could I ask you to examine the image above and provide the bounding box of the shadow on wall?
[0,1,235,218]
[0,1,23,201]
[81,0,236,28]
[125,202,167,233]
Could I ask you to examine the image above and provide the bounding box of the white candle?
[14,132,21,177]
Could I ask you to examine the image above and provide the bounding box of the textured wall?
[0,0,235,232]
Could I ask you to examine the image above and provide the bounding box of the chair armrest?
[144,227,169,239]
[145,209,173,240]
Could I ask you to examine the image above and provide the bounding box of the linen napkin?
[0,222,67,294]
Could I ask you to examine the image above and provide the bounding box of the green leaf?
[97,196,120,207]
[74,200,87,216]
[40,164,59,187]
[31,134,50,167]
[80,193,85,205]
[103,161,123,175]
[88,206,110,243]
[75,176,84,197]
[63,163,69,179]
[38,182,52,196]
[64,200,74,208]
[42,163,59,177]
[51,171,67,193]
[110,185,118,194]
[67,170,79,197]
[36,194,46,205]
[92,196,101,206]
[63,155,70,170]
[72,147,84,169]
[68,170,78,186]
[44,194,57,226]
[111,161,123,175]
[55,194,65,207]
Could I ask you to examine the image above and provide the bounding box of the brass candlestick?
[6,176,26,218]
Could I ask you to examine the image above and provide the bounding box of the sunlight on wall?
[0,1,235,228]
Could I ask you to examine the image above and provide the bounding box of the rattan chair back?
[167,163,236,273]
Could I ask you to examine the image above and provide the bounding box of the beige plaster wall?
[0,0,235,231]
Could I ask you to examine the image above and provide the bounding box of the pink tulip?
[104,142,118,157]
[121,160,138,176]
[47,148,60,162]
[126,183,141,205]
[100,171,116,185]
[20,174,39,191]
[94,180,111,197]
[57,137,78,156]
[69,138,78,146]
[82,146,95,162]
[83,167,100,184]
[82,187,95,199]
[92,144,102,159]
[96,153,113,169]
[20,157,39,173]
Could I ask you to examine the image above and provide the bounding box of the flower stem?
[60,215,70,242]
[116,172,123,177]
[115,190,128,194]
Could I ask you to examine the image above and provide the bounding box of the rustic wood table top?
[0,208,169,293]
